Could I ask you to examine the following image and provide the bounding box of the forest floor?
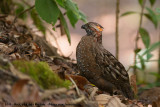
[0,16,160,107]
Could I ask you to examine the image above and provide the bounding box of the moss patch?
[12,60,71,89]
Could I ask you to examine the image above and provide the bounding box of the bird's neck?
[86,31,102,44]
[93,32,103,44]
[97,36,102,44]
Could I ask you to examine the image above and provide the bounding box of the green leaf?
[64,0,79,27]
[67,10,79,28]
[142,41,160,56]
[64,0,87,27]
[52,27,55,31]
[139,28,150,48]
[66,10,87,27]
[149,0,156,6]
[35,0,60,24]
[145,7,158,28]
[79,11,87,23]
[55,0,65,7]
[156,8,160,21]
[149,72,160,78]
[134,48,141,54]
[156,8,160,13]
[65,0,79,16]
[120,11,137,17]
[138,0,143,7]
[157,15,160,21]
[30,9,46,35]
[144,13,152,21]
[135,64,143,71]
[146,53,153,61]
[59,12,71,44]
[138,55,145,70]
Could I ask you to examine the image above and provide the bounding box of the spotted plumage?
[76,22,134,99]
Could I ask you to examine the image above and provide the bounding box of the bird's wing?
[95,45,129,81]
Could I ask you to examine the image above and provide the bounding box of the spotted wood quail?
[76,22,134,99]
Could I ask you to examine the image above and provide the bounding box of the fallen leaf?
[11,79,40,102]
[95,94,127,107]
[31,42,41,56]
[11,79,29,102]
[65,75,89,90]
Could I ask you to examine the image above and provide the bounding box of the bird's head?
[81,22,103,38]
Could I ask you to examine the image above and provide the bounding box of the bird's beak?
[81,24,86,29]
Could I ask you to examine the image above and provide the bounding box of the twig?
[115,0,120,59]
[68,95,85,104]
[0,69,18,80]
[12,5,35,25]
[158,25,160,81]
[89,87,98,100]
[57,12,67,20]
[133,0,146,78]
[127,66,132,72]
[68,76,80,96]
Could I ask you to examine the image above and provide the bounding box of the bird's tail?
[120,83,134,99]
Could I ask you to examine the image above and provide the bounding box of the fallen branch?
[68,95,85,104]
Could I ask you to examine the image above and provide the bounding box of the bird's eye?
[96,26,103,31]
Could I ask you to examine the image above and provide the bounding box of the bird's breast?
[76,36,101,79]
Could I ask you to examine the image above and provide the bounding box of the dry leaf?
[11,79,39,102]
[11,79,29,97]
[32,42,41,56]
[65,75,89,90]
[95,94,126,107]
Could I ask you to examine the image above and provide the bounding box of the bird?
[76,22,134,99]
